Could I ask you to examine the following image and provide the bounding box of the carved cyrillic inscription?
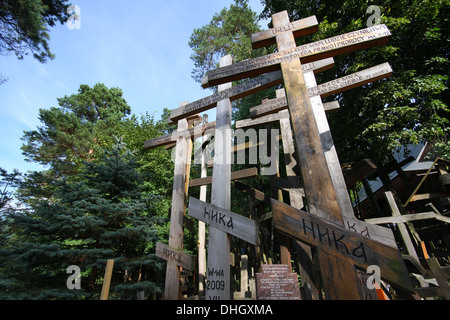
[249,63,392,118]
[203,24,391,88]
[188,197,258,245]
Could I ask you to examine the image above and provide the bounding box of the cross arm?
[251,15,318,49]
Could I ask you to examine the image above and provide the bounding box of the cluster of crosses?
[144,10,417,300]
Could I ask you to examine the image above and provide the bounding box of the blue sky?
[0,0,268,174]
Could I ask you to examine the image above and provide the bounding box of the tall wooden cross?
[201,11,409,299]
[206,55,233,300]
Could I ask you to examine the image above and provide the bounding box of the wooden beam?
[427,258,450,299]
[410,192,450,202]
[271,198,413,293]
[236,101,339,129]
[343,159,377,188]
[206,55,233,300]
[188,197,259,246]
[156,242,195,271]
[164,117,190,300]
[189,167,258,187]
[171,71,282,124]
[234,180,268,203]
[384,191,419,261]
[252,15,318,49]
[144,121,216,150]
[249,63,392,119]
[202,24,391,88]
[365,211,450,225]
[169,58,335,125]
[198,114,209,298]
[272,11,360,299]
[236,110,289,129]
[100,259,114,300]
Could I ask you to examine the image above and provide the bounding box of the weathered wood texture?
[236,101,338,129]
[169,58,335,125]
[267,11,362,299]
[271,198,413,293]
[234,180,268,203]
[171,71,282,124]
[365,211,450,225]
[252,15,318,49]
[249,63,392,119]
[189,167,258,187]
[343,159,377,188]
[273,13,342,222]
[156,242,195,270]
[198,115,209,297]
[100,259,115,300]
[202,23,391,88]
[188,197,258,246]
[304,63,396,249]
[275,87,317,299]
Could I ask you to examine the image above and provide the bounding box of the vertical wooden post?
[198,114,209,298]
[206,54,233,300]
[164,116,189,300]
[100,259,114,300]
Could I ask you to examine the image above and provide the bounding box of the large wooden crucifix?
[201,11,409,299]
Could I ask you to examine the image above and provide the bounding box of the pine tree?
[0,137,165,299]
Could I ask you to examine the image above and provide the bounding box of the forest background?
[0,0,448,299]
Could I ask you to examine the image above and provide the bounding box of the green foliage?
[260,0,449,163]
[0,138,165,299]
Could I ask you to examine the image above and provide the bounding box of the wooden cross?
[201,11,408,299]
[205,55,233,300]
[100,259,114,300]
